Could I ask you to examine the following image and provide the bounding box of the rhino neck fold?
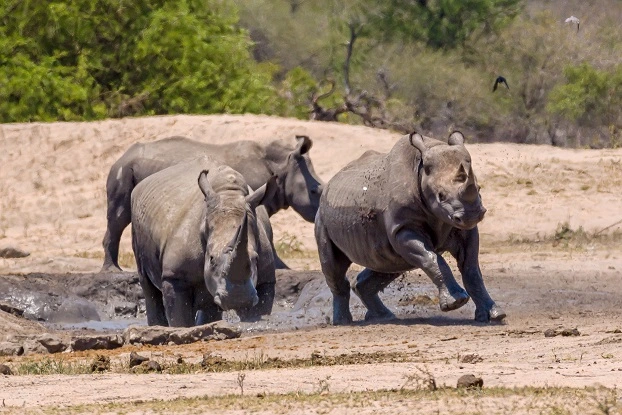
[262,183,287,217]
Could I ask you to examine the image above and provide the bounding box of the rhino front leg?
[315,217,353,325]
[352,269,399,322]
[449,228,506,322]
[236,282,276,322]
[394,229,470,312]
[161,277,195,327]
[138,274,168,326]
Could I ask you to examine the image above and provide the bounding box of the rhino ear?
[409,132,427,155]
[293,135,313,157]
[448,131,465,146]
[198,170,217,201]
[246,175,279,210]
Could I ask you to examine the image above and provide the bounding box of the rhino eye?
[438,191,447,202]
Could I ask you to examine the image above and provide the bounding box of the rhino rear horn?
[198,170,219,204]
[246,175,279,210]
[294,135,313,156]
[448,131,465,146]
[408,132,427,155]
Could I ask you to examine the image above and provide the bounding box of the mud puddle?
[0,270,450,336]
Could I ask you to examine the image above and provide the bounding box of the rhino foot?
[474,304,507,323]
[364,309,396,323]
[100,263,123,273]
[332,295,353,325]
[439,287,470,312]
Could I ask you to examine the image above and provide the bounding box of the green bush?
[0,0,282,122]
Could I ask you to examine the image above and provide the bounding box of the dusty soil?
[0,114,622,413]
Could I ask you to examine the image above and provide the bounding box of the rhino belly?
[322,206,412,274]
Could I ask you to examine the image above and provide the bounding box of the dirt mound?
[1,114,621,274]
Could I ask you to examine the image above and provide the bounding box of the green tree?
[0,0,281,122]
[367,0,523,49]
[547,63,622,128]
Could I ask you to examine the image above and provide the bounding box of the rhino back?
[320,152,406,271]
[131,157,216,284]
[138,137,272,190]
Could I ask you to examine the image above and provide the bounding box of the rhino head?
[274,135,324,222]
[410,131,486,230]
[198,168,278,311]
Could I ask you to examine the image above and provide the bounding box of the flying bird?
[565,15,580,32]
[492,76,509,92]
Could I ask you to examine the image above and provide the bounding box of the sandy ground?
[1,114,622,413]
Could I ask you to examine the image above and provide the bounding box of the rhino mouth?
[450,208,486,229]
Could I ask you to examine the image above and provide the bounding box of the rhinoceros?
[314,131,506,324]
[131,156,278,326]
[102,135,323,272]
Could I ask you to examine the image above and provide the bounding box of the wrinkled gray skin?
[102,135,323,272]
[131,156,278,327]
[315,131,506,325]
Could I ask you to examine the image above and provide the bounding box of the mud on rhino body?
[131,156,278,327]
[315,131,506,325]
[103,135,323,272]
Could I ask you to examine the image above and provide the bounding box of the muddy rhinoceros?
[131,156,278,326]
[315,131,506,324]
[102,135,323,272]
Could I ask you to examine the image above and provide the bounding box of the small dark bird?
[565,16,580,32]
[493,76,510,92]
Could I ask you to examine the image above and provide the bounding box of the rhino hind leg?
[352,269,399,322]
[315,219,353,325]
[139,274,168,326]
[236,282,276,322]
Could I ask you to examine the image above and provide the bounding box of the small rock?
[129,351,150,368]
[457,374,483,389]
[145,360,161,372]
[0,364,13,375]
[0,302,24,317]
[131,359,162,373]
[90,355,111,372]
[459,353,483,364]
[71,334,123,351]
[37,335,68,354]
[200,352,227,370]
[544,328,580,338]
[123,321,241,346]
[0,247,30,258]
[0,342,24,357]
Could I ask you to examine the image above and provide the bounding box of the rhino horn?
[198,170,220,206]
[461,168,479,203]
[294,135,313,156]
[225,214,251,283]
[448,131,465,146]
[408,132,427,155]
[246,175,279,210]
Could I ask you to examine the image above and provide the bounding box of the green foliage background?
[0,0,620,147]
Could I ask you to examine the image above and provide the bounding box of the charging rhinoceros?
[131,155,278,326]
[102,135,323,272]
[315,131,506,324]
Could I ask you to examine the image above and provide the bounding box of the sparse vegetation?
[4,386,620,415]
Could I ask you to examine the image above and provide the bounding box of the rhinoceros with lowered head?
[102,135,323,272]
[131,155,278,326]
[315,131,506,325]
